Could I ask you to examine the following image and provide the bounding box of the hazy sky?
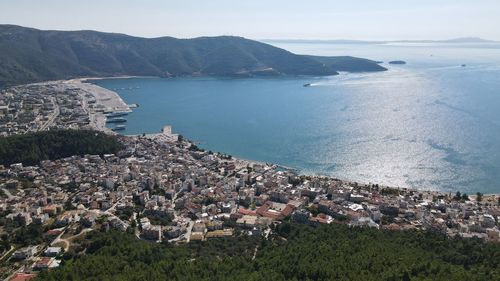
[1,0,499,40]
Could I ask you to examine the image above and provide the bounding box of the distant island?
[264,37,499,45]
[389,60,407,65]
[0,25,386,86]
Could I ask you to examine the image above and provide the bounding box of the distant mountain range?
[0,25,386,86]
[264,37,499,45]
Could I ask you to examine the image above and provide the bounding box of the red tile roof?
[9,273,36,281]
[238,208,257,216]
[45,229,63,236]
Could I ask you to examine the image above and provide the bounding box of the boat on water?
[106,117,127,123]
[111,125,126,131]
[105,112,129,118]
[303,83,312,87]
[128,103,139,108]
[461,64,467,67]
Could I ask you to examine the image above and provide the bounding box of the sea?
[94,41,500,194]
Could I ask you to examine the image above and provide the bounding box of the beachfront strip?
[1,81,500,279]
[0,80,130,136]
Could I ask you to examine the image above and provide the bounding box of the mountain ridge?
[264,37,499,44]
[0,25,386,86]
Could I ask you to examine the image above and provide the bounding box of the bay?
[95,42,500,194]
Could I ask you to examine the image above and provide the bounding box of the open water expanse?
[95,41,500,194]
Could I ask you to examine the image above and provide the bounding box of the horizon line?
[1,23,499,43]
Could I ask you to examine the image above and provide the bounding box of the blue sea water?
[95,42,500,194]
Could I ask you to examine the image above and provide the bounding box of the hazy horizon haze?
[1,0,499,41]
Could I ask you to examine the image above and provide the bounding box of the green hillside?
[307,55,387,72]
[0,25,386,86]
[0,129,123,166]
[35,223,500,281]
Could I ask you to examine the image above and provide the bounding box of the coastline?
[64,78,499,197]
[27,78,132,134]
[72,75,158,83]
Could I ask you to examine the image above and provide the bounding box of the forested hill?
[0,25,386,86]
[35,224,500,281]
[0,130,123,166]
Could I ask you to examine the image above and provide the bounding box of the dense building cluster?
[1,81,500,280]
[0,81,130,137]
[0,84,89,136]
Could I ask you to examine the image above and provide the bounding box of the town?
[1,81,500,280]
